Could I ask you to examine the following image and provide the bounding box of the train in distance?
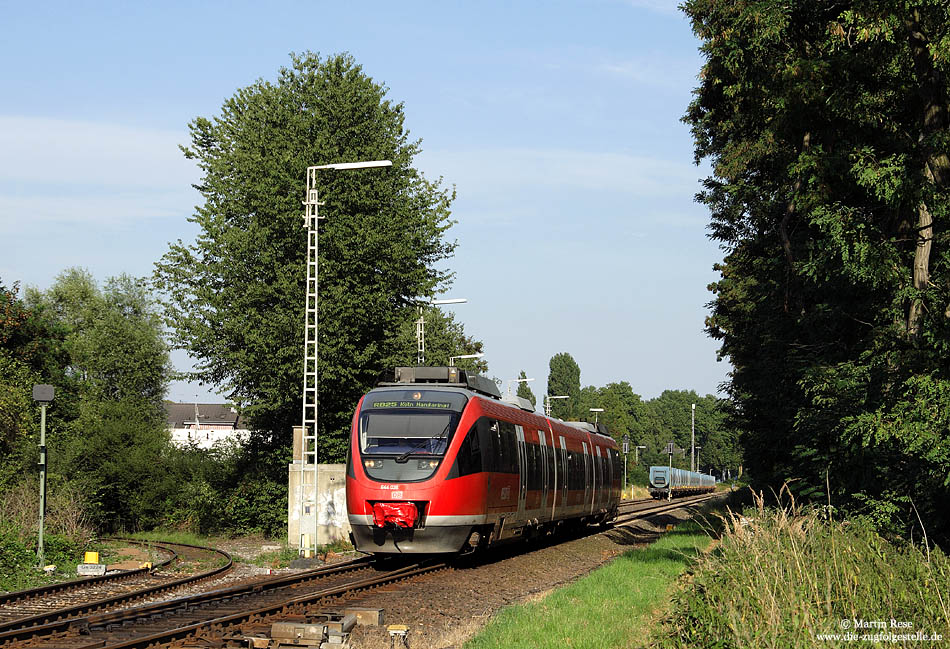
[345,366,622,555]
[648,465,716,499]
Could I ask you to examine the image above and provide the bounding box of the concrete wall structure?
[287,462,350,551]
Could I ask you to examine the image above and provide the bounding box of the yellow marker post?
[84,551,99,564]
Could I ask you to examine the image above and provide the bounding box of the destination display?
[371,401,452,409]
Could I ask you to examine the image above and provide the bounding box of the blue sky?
[1,0,730,405]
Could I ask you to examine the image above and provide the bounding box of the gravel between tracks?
[345,504,709,649]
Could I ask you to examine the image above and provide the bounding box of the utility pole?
[298,159,391,557]
[32,384,54,568]
[665,441,674,502]
[690,403,696,472]
[622,435,629,496]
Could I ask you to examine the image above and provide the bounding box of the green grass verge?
[464,517,717,649]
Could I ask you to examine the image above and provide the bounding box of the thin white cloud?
[0,115,198,233]
[625,0,682,15]
[0,191,195,235]
[598,54,699,89]
[420,147,700,200]
[0,115,194,186]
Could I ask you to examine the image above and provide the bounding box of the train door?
[594,446,603,509]
[515,425,527,517]
[559,436,568,508]
[582,442,591,513]
[538,430,549,519]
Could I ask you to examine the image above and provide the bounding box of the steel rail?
[611,492,719,526]
[0,556,369,647]
[0,539,177,608]
[79,497,719,649]
[0,541,232,641]
[86,560,445,649]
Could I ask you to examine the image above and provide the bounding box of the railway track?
[613,492,719,525]
[0,555,441,649]
[0,540,231,643]
[1,495,719,649]
[0,539,177,621]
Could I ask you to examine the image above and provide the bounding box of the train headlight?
[417,459,439,469]
[364,458,383,469]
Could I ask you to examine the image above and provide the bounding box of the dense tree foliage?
[154,53,476,462]
[391,308,487,374]
[546,352,581,419]
[22,270,173,529]
[0,270,173,531]
[542,352,741,484]
[638,391,741,478]
[516,370,537,407]
[683,0,950,539]
[2,271,289,538]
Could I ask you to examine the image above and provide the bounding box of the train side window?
[524,443,534,488]
[526,443,541,490]
[477,418,496,473]
[498,421,518,474]
[454,424,482,477]
[533,443,543,490]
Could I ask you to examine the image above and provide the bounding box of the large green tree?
[516,370,537,408]
[683,0,950,539]
[547,352,581,419]
[154,53,466,461]
[639,391,740,477]
[24,269,172,529]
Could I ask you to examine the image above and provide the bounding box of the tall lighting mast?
[297,159,391,556]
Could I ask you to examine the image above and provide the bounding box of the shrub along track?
[0,494,720,649]
[0,540,231,644]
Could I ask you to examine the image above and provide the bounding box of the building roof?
[164,402,247,429]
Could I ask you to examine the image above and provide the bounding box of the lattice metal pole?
[298,160,392,556]
[416,306,425,365]
[300,167,324,557]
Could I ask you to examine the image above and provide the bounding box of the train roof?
[376,366,614,440]
[378,366,502,399]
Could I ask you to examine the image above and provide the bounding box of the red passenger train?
[346,367,622,554]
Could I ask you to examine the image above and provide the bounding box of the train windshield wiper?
[394,421,451,463]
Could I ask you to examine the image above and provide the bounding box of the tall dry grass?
[0,479,94,545]
[658,486,950,648]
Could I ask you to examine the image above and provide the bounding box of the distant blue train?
[649,466,716,499]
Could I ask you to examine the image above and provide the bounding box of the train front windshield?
[357,389,468,482]
[361,411,458,456]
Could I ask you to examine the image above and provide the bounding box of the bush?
[223,479,287,538]
[0,525,35,591]
[160,476,221,535]
[658,486,950,648]
[0,525,84,592]
[0,478,93,546]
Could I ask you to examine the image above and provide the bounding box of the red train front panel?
[346,385,621,554]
